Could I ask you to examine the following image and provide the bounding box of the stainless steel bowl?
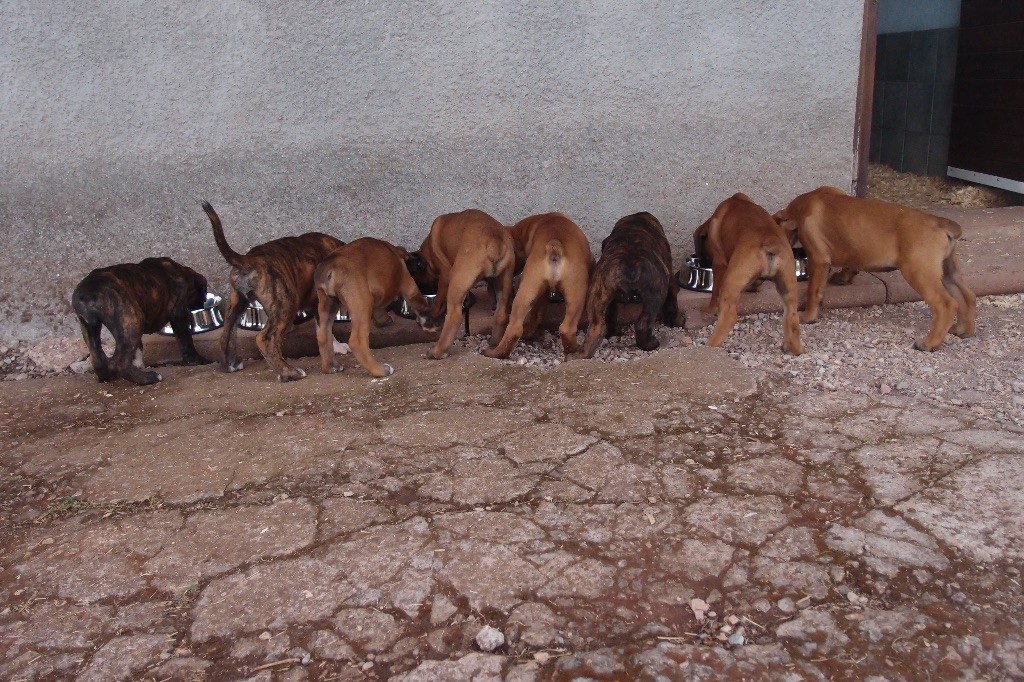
[237,301,350,331]
[680,248,810,293]
[394,291,477,320]
[793,247,809,281]
[681,255,714,292]
[158,293,224,335]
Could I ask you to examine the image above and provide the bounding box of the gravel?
[6,294,1024,431]
[465,293,1024,428]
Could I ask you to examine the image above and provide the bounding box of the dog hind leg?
[902,256,957,351]
[484,265,545,359]
[708,258,762,348]
[316,290,345,374]
[942,252,976,338]
[347,302,393,378]
[558,271,588,356]
[429,267,479,359]
[220,288,248,372]
[773,258,803,355]
[580,281,613,359]
[77,315,113,382]
[109,317,161,384]
[661,274,683,328]
[257,303,306,381]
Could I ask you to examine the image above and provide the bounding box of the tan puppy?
[483,212,593,359]
[774,186,975,351]
[314,238,430,378]
[405,209,516,360]
[698,193,802,355]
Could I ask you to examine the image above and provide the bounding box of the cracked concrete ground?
[1,342,1023,681]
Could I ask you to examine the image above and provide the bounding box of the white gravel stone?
[474,625,505,652]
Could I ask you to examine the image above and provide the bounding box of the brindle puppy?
[71,257,212,384]
[202,201,345,381]
[580,212,682,358]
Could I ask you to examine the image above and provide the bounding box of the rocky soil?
[463,292,1024,428]
[1,326,1021,680]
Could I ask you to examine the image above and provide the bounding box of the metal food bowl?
[680,248,810,293]
[237,300,350,331]
[158,293,224,335]
[393,291,477,320]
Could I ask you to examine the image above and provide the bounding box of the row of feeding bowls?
[238,300,352,332]
[680,247,809,293]
[391,291,478,320]
[159,296,354,335]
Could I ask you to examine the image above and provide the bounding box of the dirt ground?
[1,325,1022,680]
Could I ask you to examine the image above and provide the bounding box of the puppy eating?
[483,212,593,359]
[314,237,430,377]
[202,201,345,381]
[71,257,212,384]
[774,186,975,351]
[694,193,802,354]
[580,212,681,358]
[405,209,516,360]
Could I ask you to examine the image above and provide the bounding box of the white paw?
[384,363,394,376]
[297,367,307,378]
[155,373,163,382]
[334,341,351,355]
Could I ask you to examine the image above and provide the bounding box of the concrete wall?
[1,1,865,342]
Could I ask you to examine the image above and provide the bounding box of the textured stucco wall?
[1,1,864,342]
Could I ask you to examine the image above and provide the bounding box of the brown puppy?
[71,257,212,384]
[202,201,345,381]
[774,186,975,351]
[483,213,593,359]
[697,193,802,354]
[314,237,431,378]
[405,209,516,360]
[580,212,681,358]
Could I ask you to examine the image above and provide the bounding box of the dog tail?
[202,200,246,267]
[545,239,564,265]
[937,216,963,241]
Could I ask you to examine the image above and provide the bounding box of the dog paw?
[913,340,939,352]
[135,371,162,385]
[223,360,244,373]
[799,314,819,325]
[333,342,351,355]
[383,363,394,376]
[323,363,344,374]
[278,367,308,382]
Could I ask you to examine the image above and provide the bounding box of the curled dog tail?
[202,200,246,268]
[545,239,564,265]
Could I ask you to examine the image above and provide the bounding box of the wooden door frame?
[853,0,879,197]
